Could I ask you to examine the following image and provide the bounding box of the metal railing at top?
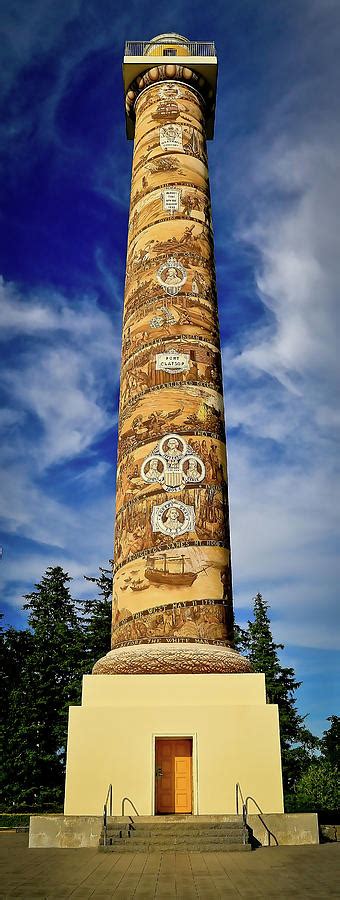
[124,41,216,58]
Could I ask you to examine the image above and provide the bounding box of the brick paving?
[0,833,339,898]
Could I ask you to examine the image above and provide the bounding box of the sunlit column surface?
[94,35,251,674]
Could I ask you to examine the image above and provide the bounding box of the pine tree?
[0,619,33,808]
[81,566,112,668]
[243,593,318,795]
[2,567,86,809]
[320,716,340,768]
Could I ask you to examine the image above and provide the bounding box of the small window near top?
[164,49,177,56]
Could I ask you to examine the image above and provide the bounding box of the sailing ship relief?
[145,553,197,586]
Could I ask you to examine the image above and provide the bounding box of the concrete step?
[103,824,245,834]
[99,816,250,853]
[99,842,251,853]
[103,826,245,837]
[100,830,245,843]
[121,823,244,831]
[106,816,243,823]
[100,835,245,846]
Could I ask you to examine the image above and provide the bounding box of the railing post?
[103,803,107,847]
[103,784,112,848]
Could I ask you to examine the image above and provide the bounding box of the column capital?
[123,41,217,139]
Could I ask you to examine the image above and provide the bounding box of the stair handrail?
[244,795,278,847]
[236,784,279,847]
[235,782,247,844]
[103,783,113,848]
[121,797,140,818]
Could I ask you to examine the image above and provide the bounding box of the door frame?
[151,733,198,815]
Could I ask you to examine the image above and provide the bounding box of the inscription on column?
[155,348,190,373]
[162,188,181,212]
[160,124,183,150]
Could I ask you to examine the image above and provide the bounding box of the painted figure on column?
[93,34,251,675]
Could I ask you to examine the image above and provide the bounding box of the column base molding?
[92,642,252,674]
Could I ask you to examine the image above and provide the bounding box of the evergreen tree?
[81,566,112,668]
[241,593,318,795]
[320,716,340,768]
[2,567,86,809]
[0,619,33,807]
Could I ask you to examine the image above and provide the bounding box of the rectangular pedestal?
[64,673,284,816]
[29,812,319,848]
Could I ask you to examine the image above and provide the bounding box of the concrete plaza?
[0,833,339,898]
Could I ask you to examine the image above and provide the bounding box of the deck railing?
[124,41,216,58]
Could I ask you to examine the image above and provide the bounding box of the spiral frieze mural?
[93,73,250,674]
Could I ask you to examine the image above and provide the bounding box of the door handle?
[156,767,163,777]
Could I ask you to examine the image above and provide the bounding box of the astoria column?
[94,34,251,675]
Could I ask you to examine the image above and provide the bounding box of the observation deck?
[123,34,218,139]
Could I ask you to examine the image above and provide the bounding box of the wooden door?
[155,738,192,814]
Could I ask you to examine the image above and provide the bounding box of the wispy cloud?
[214,2,340,654]
[1,277,119,467]
[0,275,118,609]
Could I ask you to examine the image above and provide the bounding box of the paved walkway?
[0,834,339,898]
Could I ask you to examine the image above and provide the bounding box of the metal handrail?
[235,782,247,844]
[235,782,245,816]
[121,797,140,817]
[124,41,216,58]
[245,795,278,847]
[235,783,278,847]
[103,784,112,847]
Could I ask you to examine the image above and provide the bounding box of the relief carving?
[156,257,187,295]
[151,499,195,537]
[111,78,233,654]
[141,433,205,492]
[160,123,183,150]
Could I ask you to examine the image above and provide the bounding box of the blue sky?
[1,0,339,737]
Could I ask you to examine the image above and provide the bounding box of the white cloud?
[238,139,340,403]
[5,347,111,466]
[0,276,117,602]
[217,19,340,653]
[0,465,77,543]
[1,276,120,467]
[0,484,114,611]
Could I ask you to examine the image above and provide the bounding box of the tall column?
[94,36,250,674]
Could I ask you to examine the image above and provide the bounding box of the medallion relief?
[156,257,187,295]
[141,433,205,493]
[151,499,195,537]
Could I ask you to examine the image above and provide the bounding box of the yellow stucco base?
[64,673,284,816]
